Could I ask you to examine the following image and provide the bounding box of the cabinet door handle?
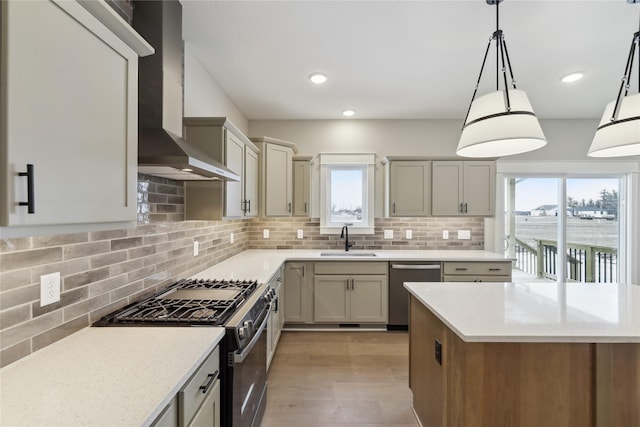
[455,267,468,271]
[18,164,35,214]
[489,268,502,272]
[464,203,468,213]
[346,279,349,291]
[302,265,305,277]
[247,199,251,213]
[351,279,355,290]
[304,202,307,213]
[393,203,396,214]
[199,370,219,394]
[459,203,463,213]
[288,202,292,213]
[273,297,278,313]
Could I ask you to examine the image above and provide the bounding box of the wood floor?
[261,330,419,427]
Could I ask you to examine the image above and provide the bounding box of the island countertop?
[405,281,640,343]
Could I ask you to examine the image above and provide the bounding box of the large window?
[319,153,375,234]
[505,175,622,283]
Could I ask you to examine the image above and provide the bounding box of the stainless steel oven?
[94,278,273,427]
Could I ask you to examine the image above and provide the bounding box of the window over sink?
[319,153,375,235]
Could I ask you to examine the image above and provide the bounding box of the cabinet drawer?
[443,262,511,276]
[179,346,219,427]
[314,262,387,275]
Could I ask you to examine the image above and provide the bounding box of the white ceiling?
[181,0,639,121]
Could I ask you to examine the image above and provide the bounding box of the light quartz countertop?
[193,249,512,283]
[405,281,640,343]
[0,326,225,427]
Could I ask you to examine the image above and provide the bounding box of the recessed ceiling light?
[309,73,327,84]
[342,109,355,117]
[561,72,584,83]
[181,168,193,172]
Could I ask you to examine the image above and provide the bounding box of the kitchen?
[1,1,639,426]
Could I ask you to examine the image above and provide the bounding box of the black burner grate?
[97,279,258,326]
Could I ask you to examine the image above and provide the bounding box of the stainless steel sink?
[320,252,377,257]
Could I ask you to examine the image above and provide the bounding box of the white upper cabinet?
[431,161,496,216]
[244,146,259,218]
[386,159,431,217]
[183,117,257,220]
[293,158,311,217]
[251,137,298,217]
[0,0,152,232]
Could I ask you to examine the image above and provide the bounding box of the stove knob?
[238,326,249,340]
[243,320,254,334]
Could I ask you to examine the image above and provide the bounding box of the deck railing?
[513,238,617,283]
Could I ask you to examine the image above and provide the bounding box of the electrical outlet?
[458,230,471,240]
[443,230,449,240]
[297,229,304,239]
[40,272,60,306]
[384,229,393,239]
[405,230,412,239]
[263,229,270,239]
[230,233,234,244]
[193,241,199,256]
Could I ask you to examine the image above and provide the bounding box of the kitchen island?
[405,281,640,427]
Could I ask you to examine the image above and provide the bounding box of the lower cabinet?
[442,261,512,282]
[313,262,388,324]
[283,262,313,324]
[152,345,220,427]
[267,267,284,370]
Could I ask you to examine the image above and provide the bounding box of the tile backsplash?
[0,174,484,367]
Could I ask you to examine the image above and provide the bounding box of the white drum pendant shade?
[457,89,547,158]
[588,93,640,157]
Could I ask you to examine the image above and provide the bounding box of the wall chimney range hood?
[132,0,239,181]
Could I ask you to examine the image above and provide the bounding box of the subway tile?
[0,247,62,272]
[89,229,128,241]
[88,274,129,297]
[63,241,110,260]
[32,315,88,354]
[0,304,31,330]
[0,310,63,350]
[0,238,32,253]
[110,237,143,251]
[0,284,39,310]
[0,339,31,368]
[90,251,128,269]
[63,268,109,291]
[110,280,144,301]
[129,245,156,260]
[32,233,88,249]
[0,269,32,292]
[110,259,144,276]
[64,294,110,321]
[128,265,157,282]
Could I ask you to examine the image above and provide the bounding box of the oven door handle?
[233,312,269,364]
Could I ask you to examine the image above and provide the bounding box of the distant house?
[572,207,611,219]
[530,205,558,217]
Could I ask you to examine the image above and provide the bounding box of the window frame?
[319,153,376,235]
[494,160,639,284]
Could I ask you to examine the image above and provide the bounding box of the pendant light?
[588,1,640,158]
[457,0,547,158]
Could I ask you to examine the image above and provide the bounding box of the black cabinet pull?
[199,370,218,394]
[304,202,307,213]
[18,164,35,214]
[247,199,251,213]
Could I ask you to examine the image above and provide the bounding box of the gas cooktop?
[94,279,259,326]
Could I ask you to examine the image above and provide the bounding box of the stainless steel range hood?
[133,0,239,181]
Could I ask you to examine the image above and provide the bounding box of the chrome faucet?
[340,225,353,252]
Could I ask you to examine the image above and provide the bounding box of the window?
[319,153,375,234]
[506,177,621,283]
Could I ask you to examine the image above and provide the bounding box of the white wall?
[183,45,249,135]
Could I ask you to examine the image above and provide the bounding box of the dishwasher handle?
[391,264,441,270]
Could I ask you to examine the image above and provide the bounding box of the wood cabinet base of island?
[409,295,640,427]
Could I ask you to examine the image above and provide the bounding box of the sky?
[514,178,619,211]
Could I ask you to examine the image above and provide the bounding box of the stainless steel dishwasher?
[388,261,441,329]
